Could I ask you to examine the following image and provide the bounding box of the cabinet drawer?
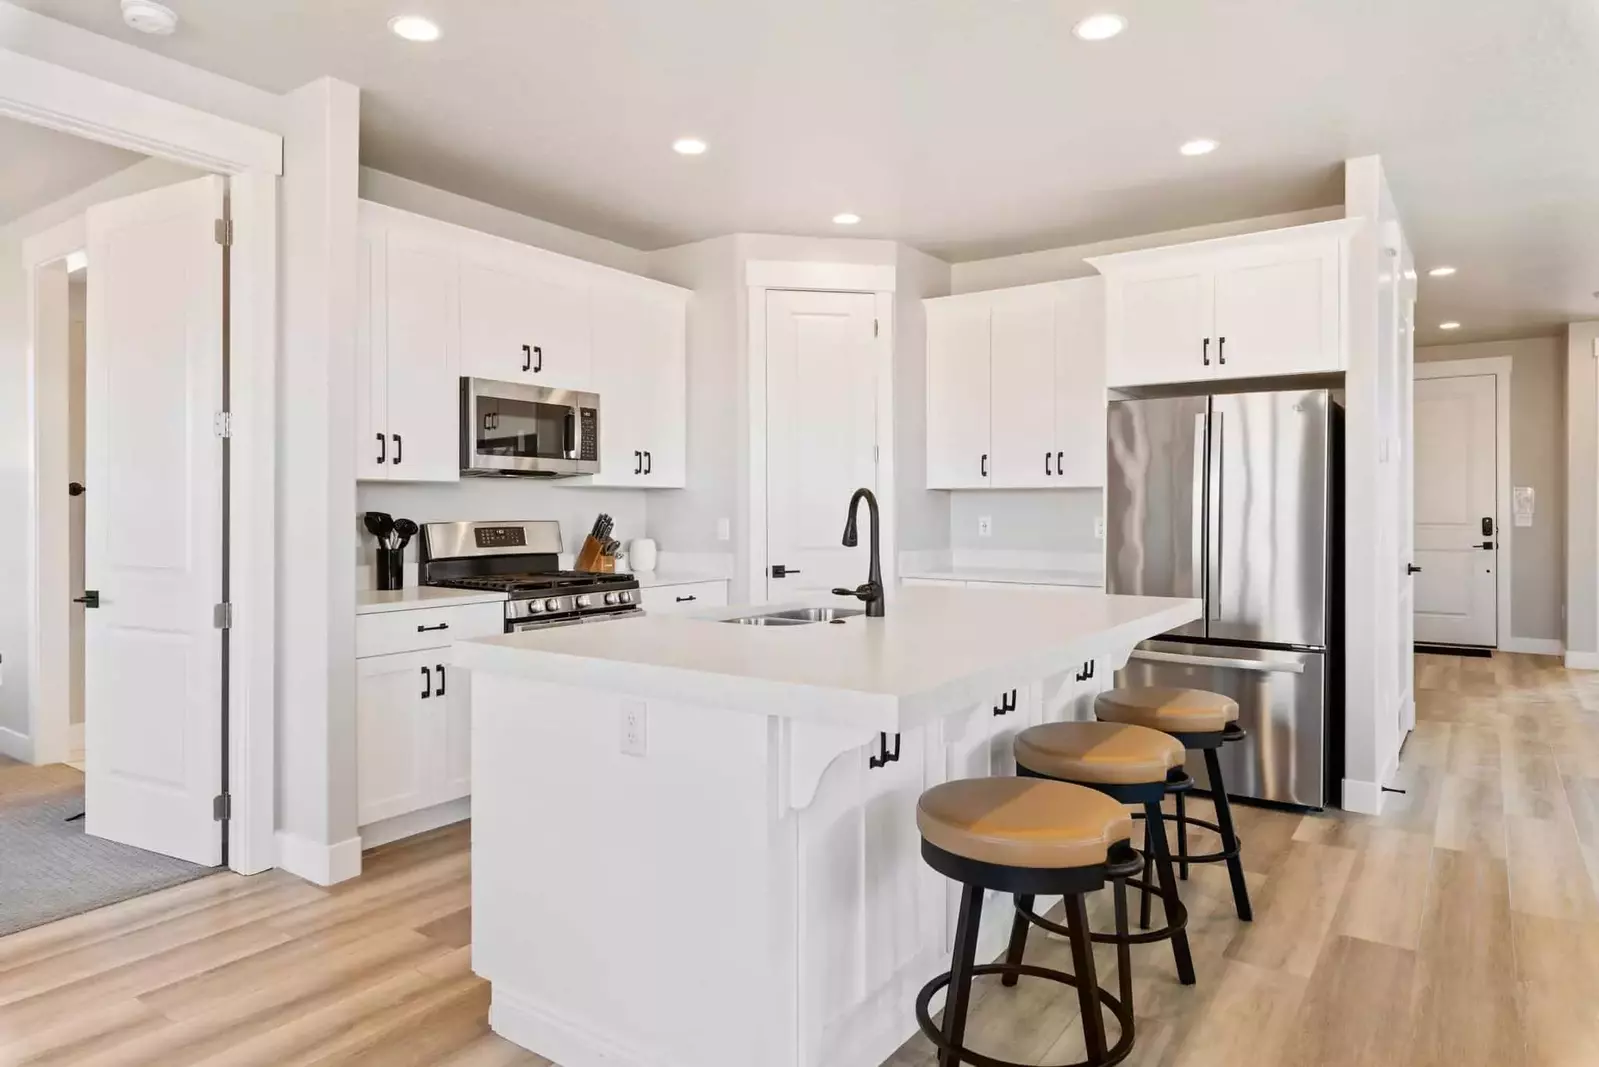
[356,601,505,658]
[639,581,729,614]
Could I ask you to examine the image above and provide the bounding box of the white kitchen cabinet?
[459,249,591,391]
[357,650,437,825]
[586,280,689,487]
[638,579,729,614]
[925,278,1106,490]
[925,295,992,488]
[1090,219,1353,389]
[356,210,461,483]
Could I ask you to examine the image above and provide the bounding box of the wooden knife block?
[575,536,615,574]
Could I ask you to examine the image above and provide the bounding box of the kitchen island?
[454,584,1199,1067]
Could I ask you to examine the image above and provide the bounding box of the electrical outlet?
[978,516,992,538]
[1094,516,1106,540]
[716,517,731,542]
[620,701,647,757]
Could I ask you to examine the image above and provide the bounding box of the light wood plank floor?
[2,653,1596,1066]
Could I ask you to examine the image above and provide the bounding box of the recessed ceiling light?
[1428,266,1457,277]
[1072,13,1127,41]
[672,137,708,156]
[833,213,862,226]
[1439,321,1462,330]
[388,15,441,42]
[1180,138,1219,157]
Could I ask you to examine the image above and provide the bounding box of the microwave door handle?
[564,409,576,457]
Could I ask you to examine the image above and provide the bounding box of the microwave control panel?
[578,407,598,461]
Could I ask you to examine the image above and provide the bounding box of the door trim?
[1414,357,1512,650]
[746,262,897,603]
[14,59,280,876]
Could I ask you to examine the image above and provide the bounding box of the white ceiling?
[0,113,141,226]
[19,0,1599,344]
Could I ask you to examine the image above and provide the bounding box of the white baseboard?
[491,987,658,1067]
[68,721,84,762]
[360,797,470,850]
[1341,777,1385,816]
[1565,650,1599,671]
[1501,637,1564,656]
[276,830,363,886]
[0,725,30,762]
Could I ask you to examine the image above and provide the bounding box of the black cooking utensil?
[393,518,419,547]
[364,512,394,541]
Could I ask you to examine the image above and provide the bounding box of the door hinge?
[213,602,233,629]
[214,218,233,247]
[213,412,233,438]
[873,318,879,338]
[212,793,232,821]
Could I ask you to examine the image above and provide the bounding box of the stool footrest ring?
[1131,811,1243,864]
[1016,896,1189,948]
[916,962,1134,1067]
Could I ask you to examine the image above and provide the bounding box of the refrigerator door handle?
[1208,410,1224,621]
[1193,412,1208,610]
[1130,649,1306,675]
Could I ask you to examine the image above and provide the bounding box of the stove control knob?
[576,594,594,608]
[544,598,561,612]
[618,590,632,604]
[603,592,619,606]
[527,600,543,614]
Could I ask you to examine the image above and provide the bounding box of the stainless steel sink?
[721,615,811,627]
[764,607,866,623]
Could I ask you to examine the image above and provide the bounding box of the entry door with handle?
[1412,374,1498,647]
[84,175,228,867]
[766,290,879,599]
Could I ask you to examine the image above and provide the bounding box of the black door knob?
[68,482,85,497]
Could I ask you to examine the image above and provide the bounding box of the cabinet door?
[435,655,471,805]
[987,289,1058,488]
[925,297,992,488]
[357,651,438,826]
[588,284,686,487]
[1212,240,1342,379]
[460,252,592,391]
[1105,266,1214,387]
[382,227,460,483]
[1053,277,1108,486]
[355,224,389,481]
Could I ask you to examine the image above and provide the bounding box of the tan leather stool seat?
[917,777,1134,870]
[1096,687,1238,735]
[1015,721,1185,785]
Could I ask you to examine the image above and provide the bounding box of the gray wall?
[1417,336,1567,644]
[1568,323,1599,657]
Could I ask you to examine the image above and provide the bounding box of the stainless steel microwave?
[460,377,600,477]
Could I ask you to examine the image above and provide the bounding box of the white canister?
[629,538,658,572]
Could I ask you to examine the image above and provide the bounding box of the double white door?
[1413,373,1498,647]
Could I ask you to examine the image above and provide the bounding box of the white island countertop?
[454,585,1197,732]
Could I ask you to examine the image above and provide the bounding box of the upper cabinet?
[1089,219,1353,388]
[357,202,688,487]
[925,277,1106,490]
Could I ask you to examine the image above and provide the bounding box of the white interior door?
[766,290,879,599]
[1413,373,1498,647]
[84,175,226,866]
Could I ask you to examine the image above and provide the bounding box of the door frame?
[1413,356,1513,650]
[9,54,282,876]
[745,261,897,603]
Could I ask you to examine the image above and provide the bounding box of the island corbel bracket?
[868,732,902,769]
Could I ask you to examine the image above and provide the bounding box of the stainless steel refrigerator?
[1106,388,1341,808]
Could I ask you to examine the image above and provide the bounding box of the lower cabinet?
[638,580,730,614]
[356,646,471,826]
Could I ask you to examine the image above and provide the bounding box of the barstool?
[916,777,1140,1067]
[1007,721,1196,990]
[1096,687,1253,922]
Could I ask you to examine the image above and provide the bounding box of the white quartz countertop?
[454,586,1198,731]
[630,571,732,589]
[356,586,509,614]
[901,566,1103,588]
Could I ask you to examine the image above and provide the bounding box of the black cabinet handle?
[1056,451,1064,475]
[993,689,1017,716]
[393,434,402,465]
[417,622,450,633]
[421,665,432,699]
[868,732,902,769]
[1202,337,1211,366]
[1218,336,1226,365]
[533,346,544,373]
[1407,564,1423,574]
[980,454,988,478]
[634,450,642,475]
[644,451,652,475]
[435,665,446,698]
[1075,661,1095,682]
[376,433,386,464]
[675,595,698,603]
[1045,452,1053,476]
[522,344,532,372]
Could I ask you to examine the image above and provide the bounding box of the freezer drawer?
[1118,640,1327,808]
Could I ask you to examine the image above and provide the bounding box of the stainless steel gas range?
[418,520,641,632]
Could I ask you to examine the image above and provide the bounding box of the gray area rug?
[0,785,213,937]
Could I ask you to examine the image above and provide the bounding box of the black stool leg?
[1112,878,1133,1016]
[1064,893,1108,1062]
[1174,790,1190,880]
[1138,821,1154,930]
[941,883,986,1066]
[1145,799,1197,985]
[1203,748,1253,922]
[1001,894,1034,988]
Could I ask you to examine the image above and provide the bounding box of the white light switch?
[978,516,992,538]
